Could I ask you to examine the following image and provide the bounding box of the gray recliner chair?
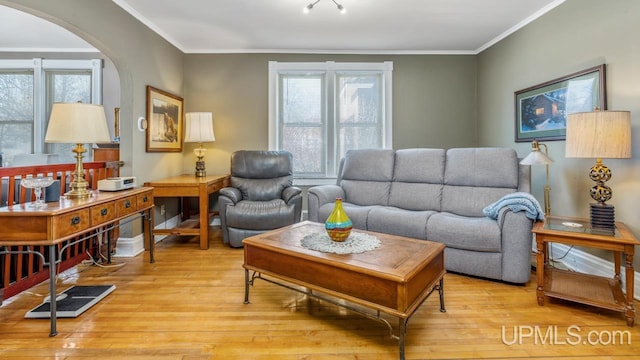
[219,150,303,247]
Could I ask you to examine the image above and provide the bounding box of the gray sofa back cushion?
[339,149,395,206]
[389,148,445,211]
[442,148,519,216]
[230,150,293,201]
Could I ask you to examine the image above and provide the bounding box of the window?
[269,61,392,184]
[0,58,102,166]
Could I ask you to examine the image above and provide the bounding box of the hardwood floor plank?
[1,227,639,359]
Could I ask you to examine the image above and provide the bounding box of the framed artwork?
[145,85,184,152]
[514,64,606,142]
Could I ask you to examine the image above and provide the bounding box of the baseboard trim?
[113,215,182,257]
[112,234,144,258]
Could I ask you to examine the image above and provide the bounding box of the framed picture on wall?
[514,64,606,142]
[145,85,184,152]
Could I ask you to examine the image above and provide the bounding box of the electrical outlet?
[160,204,166,215]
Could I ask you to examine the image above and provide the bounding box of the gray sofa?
[307,148,534,284]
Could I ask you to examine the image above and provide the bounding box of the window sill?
[293,178,337,187]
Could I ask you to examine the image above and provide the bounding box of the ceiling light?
[331,0,347,14]
[303,0,346,14]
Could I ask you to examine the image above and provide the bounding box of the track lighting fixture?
[303,0,346,14]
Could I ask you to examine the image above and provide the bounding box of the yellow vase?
[325,198,352,242]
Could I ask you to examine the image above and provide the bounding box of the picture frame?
[145,85,184,152]
[514,64,606,142]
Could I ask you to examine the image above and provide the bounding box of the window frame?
[268,61,393,185]
[0,58,102,161]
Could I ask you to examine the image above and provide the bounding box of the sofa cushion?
[339,149,395,206]
[389,148,445,211]
[367,206,436,239]
[427,212,502,252]
[231,176,289,201]
[442,186,515,217]
[341,149,395,181]
[442,148,519,216]
[444,148,519,188]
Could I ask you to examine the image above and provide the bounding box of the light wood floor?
[1,226,639,359]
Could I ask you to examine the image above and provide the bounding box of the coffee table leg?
[398,318,407,360]
[244,269,250,304]
[438,278,446,312]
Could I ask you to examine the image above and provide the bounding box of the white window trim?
[268,61,393,185]
[0,58,103,154]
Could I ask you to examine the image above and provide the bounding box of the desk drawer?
[136,190,153,210]
[90,203,116,226]
[53,209,90,239]
[116,195,137,217]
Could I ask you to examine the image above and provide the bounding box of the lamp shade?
[45,103,111,144]
[520,140,553,166]
[565,110,631,159]
[520,151,553,165]
[184,112,215,143]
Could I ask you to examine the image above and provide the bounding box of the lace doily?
[300,231,381,254]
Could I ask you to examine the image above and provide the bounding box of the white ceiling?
[0,0,565,54]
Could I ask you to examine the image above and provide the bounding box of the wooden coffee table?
[243,221,446,360]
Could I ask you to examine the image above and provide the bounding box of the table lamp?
[45,102,111,198]
[565,110,631,231]
[184,112,216,177]
[520,140,554,217]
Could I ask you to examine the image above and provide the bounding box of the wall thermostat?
[137,117,147,131]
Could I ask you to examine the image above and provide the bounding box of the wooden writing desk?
[0,187,155,336]
[144,174,229,249]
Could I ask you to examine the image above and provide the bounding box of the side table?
[144,174,229,249]
[532,216,638,326]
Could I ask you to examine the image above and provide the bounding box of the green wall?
[478,0,640,266]
[183,54,477,176]
[0,0,186,184]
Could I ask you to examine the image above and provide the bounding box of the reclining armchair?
[219,150,302,247]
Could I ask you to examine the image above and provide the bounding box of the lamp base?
[194,159,206,177]
[65,180,92,199]
[590,203,615,234]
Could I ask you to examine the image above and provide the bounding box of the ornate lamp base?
[590,203,615,234]
[193,146,207,177]
[66,143,92,198]
[194,158,206,177]
[588,158,615,234]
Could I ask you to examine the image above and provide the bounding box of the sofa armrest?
[219,187,242,205]
[499,210,534,284]
[282,186,302,204]
[307,185,345,222]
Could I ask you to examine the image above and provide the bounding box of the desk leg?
[106,227,112,264]
[47,245,58,337]
[198,185,209,250]
[145,209,155,263]
[536,236,545,306]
